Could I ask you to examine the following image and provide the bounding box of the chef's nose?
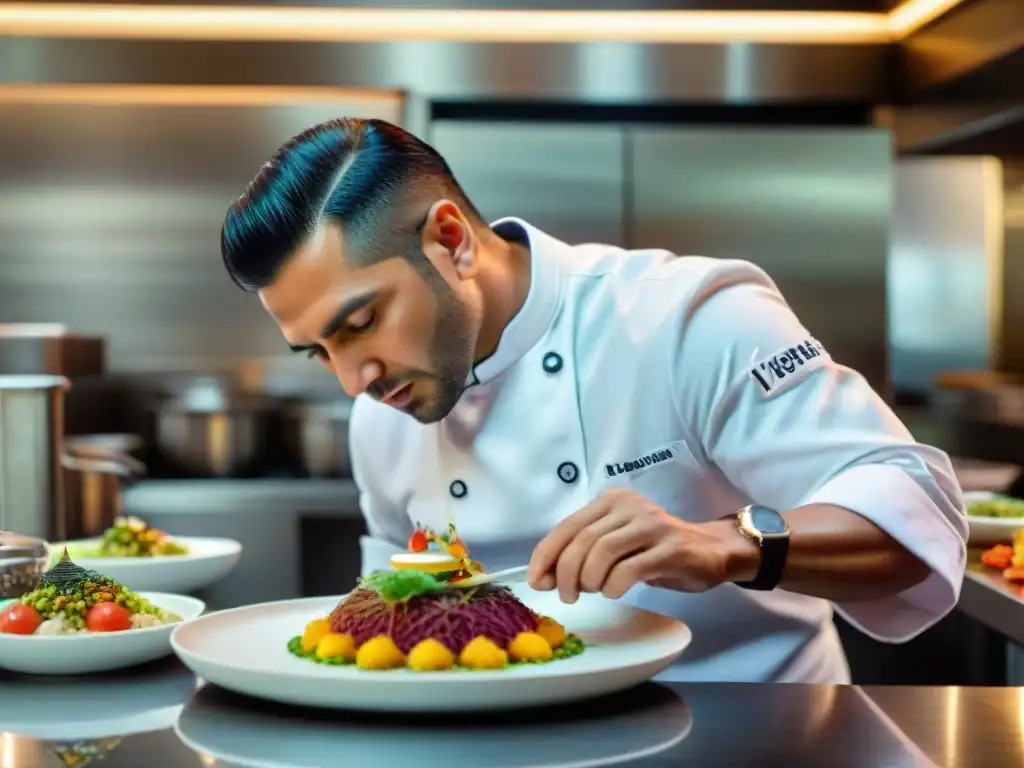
[334,357,382,398]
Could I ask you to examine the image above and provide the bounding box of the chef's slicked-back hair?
[220,118,482,292]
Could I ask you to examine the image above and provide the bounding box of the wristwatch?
[733,504,791,591]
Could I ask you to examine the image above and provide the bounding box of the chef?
[220,118,968,683]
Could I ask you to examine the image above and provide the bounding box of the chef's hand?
[527,487,751,603]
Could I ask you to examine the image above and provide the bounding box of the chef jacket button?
[542,352,563,374]
[449,480,468,499]
[557,461,579,484]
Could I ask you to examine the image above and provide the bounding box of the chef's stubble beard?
[411,255,476,425]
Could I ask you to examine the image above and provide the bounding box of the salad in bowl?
[0,550,203,674]
[2,549,182,636]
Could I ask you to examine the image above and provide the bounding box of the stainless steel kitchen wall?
[628,127,892,397]
[889,157,1004,392]
[1002,162,1024,375]
[434,123,892,396]
[0,89,404,373]
[4,38,887,105]
[430,121,627,247]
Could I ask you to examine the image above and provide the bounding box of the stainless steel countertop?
[960,566,1024,646]
[0,658,1020,768]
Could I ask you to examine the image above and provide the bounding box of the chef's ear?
[421,199,478,279]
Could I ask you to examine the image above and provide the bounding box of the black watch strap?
[733,505,791,592]
[735,535,790,591]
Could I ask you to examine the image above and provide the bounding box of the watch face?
[750,505,788,535]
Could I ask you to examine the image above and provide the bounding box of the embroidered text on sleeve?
[747,338,831,397]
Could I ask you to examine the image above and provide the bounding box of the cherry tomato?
[85,602,132,632]
[0,603,42,635]
[408,530,428,552]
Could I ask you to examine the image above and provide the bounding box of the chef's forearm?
[712,503,932,602]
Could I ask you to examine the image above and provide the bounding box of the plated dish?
[967,493,1024,519]
[51,518,242,594]
[61,516,189,559]
[291,523,584,672]
[0,550,204,675]
[3,549,181,636]
[170,522,691,712]
[964,491,1024,546]
[978,529,1024,596]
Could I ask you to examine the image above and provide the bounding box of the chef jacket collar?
[464,217,565,388]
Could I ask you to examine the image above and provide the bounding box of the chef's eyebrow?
[288,289,379,353]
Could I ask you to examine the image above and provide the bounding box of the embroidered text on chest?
[606,448,675,477]
[748,338,830,396]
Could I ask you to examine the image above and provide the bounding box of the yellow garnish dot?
[407,638,455,672]
[458,636,508,670]
[315,632,357,662]
[534,616,566,649]
[301,618,332,653]
[447,541,468,559]
[356,635,406,670]
[509,631,553,662]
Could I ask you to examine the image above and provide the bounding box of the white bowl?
[49,537,242,593]
[964,491,1024,546]
[0,592,205,675]
[170,586,692,712]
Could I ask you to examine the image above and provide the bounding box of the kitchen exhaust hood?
[0,0,983,106]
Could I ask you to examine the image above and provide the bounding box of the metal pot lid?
[65,433,144,455]
[62,453,144,477]
[0,531,50,561]
[0,323,68,337]
[159,387,279,414]
[159,398,278,415]
[0,374,71,390]
[294,398,354,419]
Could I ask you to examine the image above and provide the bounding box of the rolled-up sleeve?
[671,261,968,643]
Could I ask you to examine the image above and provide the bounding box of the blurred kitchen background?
[1,0,1022,685]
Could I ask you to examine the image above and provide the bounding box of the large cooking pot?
[285,399,353,478]
[0,531,50,599]
[61,441,145,540]
[0,375,69,541]
[154,382,279,478]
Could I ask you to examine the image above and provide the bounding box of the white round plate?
[964,491,1024,546]
[49,537,242,593]
[0,661,197,740]
[170,586,692,712]
[0,593,205,675]
[174,681,692,768]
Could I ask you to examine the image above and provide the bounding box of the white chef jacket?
[349,218,968,683]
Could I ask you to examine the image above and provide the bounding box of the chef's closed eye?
[346,307,377,334]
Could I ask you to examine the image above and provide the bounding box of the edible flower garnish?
[406,520,483,581]
[359,521,486,603]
